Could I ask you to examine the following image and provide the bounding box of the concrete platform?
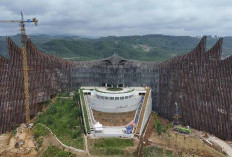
[94,127,134,138]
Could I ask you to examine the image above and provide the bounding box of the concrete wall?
[71,55,160,111]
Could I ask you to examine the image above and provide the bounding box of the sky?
[0,0,232,37]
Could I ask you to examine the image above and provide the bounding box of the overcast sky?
[0,0,232,37]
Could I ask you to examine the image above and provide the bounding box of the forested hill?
[1,34,232,61]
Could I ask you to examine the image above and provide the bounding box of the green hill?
[1,34,232,61]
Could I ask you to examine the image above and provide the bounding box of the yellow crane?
[0,12,38,123]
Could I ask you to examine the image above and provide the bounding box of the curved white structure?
[87,95,140,112]
[80,86,152,138]
[83,87,145,113]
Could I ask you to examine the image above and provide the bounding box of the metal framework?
[0,12,38,123]
[0,36,231,140]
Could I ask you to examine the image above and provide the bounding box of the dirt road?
[208,136,232,157]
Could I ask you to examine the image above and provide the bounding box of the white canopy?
[94,122,103,132]
[94,122,102,128]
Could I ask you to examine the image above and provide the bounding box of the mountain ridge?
[0,34,231,61]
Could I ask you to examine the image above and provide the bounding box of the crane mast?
[0,12,38,123]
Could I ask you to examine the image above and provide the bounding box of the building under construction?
[0,35,232,140]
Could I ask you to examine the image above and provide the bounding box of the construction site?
[0,13,232,157]
[80,86,151,138]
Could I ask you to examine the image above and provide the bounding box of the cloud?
[0,0,232,37]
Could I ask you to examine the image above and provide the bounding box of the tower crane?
[0,12,38,123]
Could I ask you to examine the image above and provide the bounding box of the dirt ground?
[92,110,136,126]
[207,136,232,157]
[149,130,225,157]
[0,124,38,157]
[228,141,232,147]
[147,116,226,157]
[0,124,87,157]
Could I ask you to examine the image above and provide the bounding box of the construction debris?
[0,124,37,156]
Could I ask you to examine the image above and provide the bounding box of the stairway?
[135,87,151,135]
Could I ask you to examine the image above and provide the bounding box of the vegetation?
[34,35,200,61]
[153,114,171,135]
[42,146,75,157]
[2,34,232,61]
[33,124,48,148]
[33,124,48,139]
[58,92,70,97]
[80,89,91,133]
[10,129,17,138]
[142,146,178,157]
[106,87,123,91]
[88,138,134,156]
[36,91,84,149]
[95,88,134,94]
